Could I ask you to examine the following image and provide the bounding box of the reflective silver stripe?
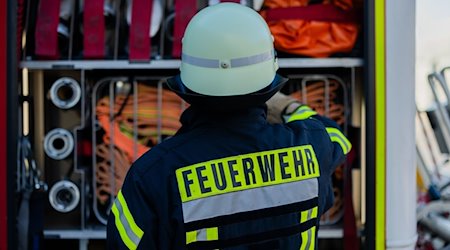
[182,50,274,68]
[230,51,274,68]
[182,178,318,223]
[197,229,207,241]
[182,53,220,68]
[113,198,142,248]
[186,227,218,245]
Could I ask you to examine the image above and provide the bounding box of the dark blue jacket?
[107,105,350,250]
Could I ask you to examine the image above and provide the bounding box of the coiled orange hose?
[289,80,346,125]
[95,83,186,202]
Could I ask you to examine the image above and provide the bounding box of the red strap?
[220,0,241,3]
[35,0,61,59]
[17,0,25,61]
[129,0,153,62]
[84,0,105,59]
[264,4,361,23]
[172,0,197,58]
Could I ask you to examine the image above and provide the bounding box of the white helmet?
[180,3,279,96]
[167,3,286,108]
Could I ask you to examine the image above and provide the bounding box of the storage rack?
[16,0,365,249]
[19,57,364,250]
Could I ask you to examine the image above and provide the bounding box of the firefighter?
[107,3,351,249]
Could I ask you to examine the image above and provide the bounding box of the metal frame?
[364,0,377,249]
[3,0,18,249]
[0,0,7,248]
[13,2,366,248]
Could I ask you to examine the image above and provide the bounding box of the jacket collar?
[178,105,268,132]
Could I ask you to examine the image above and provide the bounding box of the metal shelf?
[44,229,106,239]
[20,58,363,70]
[318,226,344,239]
[278,58,363,68]
[20,59,181,70]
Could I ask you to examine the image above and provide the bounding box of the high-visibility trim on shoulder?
[111,190,144,249]
[286,105,317,123]
[176,145,320,203]
[326,127,352,154]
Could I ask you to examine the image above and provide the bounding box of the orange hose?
[97,114,150,161]
[94,84,187,203]
[95,143,132,204]
[289,79,346,125]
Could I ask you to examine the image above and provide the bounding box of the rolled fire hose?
[95,143,131,204]
[289,79,346,125]
[95,83,184,160]
[49,77,81,109]
[94,83,185,204]
[48,180,80,213]
[43,128,74,160]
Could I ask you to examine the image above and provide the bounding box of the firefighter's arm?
[107,169,158,250]
[266,92,351,165]
[265,92,299,124]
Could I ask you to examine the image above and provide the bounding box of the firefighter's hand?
[266,92,300,124]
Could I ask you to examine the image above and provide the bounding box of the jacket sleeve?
[107,167,159,250]
[266,93,351,165]
[285,104,352,173]
[312,111,351,170]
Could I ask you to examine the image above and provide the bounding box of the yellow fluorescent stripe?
[300,231,308,250]
[206,227,219,241]
[186,231,197,244]
[176,145,320,202]
[112,204,137,250]
[299,207,317,250]
[117,191,144,239]
[287,111,316,122]
[326,127,352,154]
[375,0,386,249]
[311,207,318,219]
[287,106,317,122]
[300,210,308,223]
[309,227,316,250]
[297,106,316,113]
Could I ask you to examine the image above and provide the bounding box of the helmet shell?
[180,3,279,97]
